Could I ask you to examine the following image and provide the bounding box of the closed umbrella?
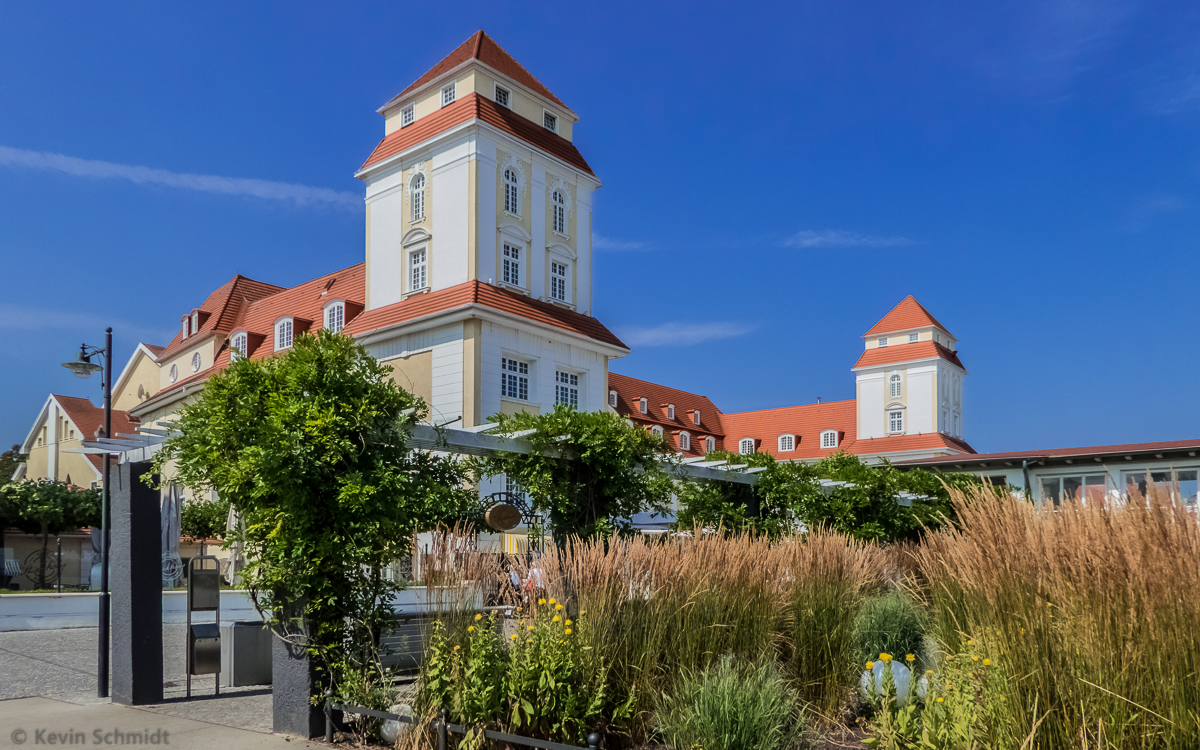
[161,485,182,588]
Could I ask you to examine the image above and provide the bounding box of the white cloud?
[0,145,360,210]
[593,234,649,251]
[0,304,175,346]
[783,230,914,248]
[616,321,755,348]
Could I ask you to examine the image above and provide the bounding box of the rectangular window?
[667,404,675,420]
[327,304,344,333]
[504,474,527,502]
[908,332,919,343]
[502,243,521,287]
[410,248,428,291]
[878,337,888,347]
[495,85,510,107]
[550,260,568,302]
[441,82,456,107]
[888,410,903,433]
[543,111,557,132]
[401,105,414,127]
[501,357,529,401]
[1125,470,1199,505]
[555,371,579,408]
[609,390,618,407]
[693,410,700,425]
[277,320,293,350]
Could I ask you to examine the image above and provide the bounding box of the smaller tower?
[852,296,966,441]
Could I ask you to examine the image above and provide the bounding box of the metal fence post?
[588,732,601,749]
[437,708,448,750]
[324,690,334,743]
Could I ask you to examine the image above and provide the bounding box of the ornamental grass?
[914,484,1200,749]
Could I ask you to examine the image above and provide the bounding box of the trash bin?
[220,621,273,687]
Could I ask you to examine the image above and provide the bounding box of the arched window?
[821,430,838,449]
[551,190,566,235]
[608,390,618,407]
[181,317,189,339]
[739,438,754,455]
[325,301,345,334]
[704,436,716,454]
[667,404,675,420]
[410,173,425,221]
[679,432,691,451]
[504,168,519,215]
[650,425,663,437]
[778,434,795,452]
[890,373,902,398]
[275,318,294,351]
[639,397,648,414]
[693,410,701,426]
[230,332,248,361]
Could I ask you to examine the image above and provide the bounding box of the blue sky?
[2,1,1198,453]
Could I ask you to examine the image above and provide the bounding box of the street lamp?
[61,328,112,699]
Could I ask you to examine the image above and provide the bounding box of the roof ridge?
[723,399,855,417]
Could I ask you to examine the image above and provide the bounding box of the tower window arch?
[739,438,755,455]
[504,168,520,215]
[889,373,902,398]
[551,190,567,235]
[410,173,425,222]
[778,434,795,452]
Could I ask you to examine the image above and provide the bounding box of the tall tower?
[852,296,966,441]
[348,32,628,428]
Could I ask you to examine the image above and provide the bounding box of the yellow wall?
[113,350,161,412]
[160,338,219,390]
[462,320,482,427]
[499,400,540,417]
[22,405,101,486]
[383,351,434,410]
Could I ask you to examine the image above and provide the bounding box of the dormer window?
[181,318,189,339]
[692,410,701,426]
[679,432,691,451]
[609,390,618,408]
[650,425,663,437]
[778,434,795,452]
[325,301,345,334]
[739,438,755,455]
[908,332,918,343]
[441,82,456,107]
[275,318,294,351]
[231,332,248,361]
[191,312,199,335]
[878,337,888,347]
[821,430,838,449]
[705,436,716,454]
[639,398,647,414]
[667,404,675,420]
[400,104,414,127]
[495,85,510,108]
[543,111,557,132]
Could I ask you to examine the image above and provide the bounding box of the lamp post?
[62,328,112,699]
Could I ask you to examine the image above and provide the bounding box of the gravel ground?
[0,625,273,731]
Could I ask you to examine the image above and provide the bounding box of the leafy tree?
[180,495,232,541]
[151,330,474,694]
[0,479,100,588]
[475,405,675,539]
[673,450,794,536]
[0,444,27,484]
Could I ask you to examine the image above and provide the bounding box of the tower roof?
[865,295,953,338]
[381,31,572,114]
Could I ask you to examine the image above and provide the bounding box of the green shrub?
[852,590,926,669]
[655,656,803,750]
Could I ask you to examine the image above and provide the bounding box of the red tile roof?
[607,372,725,456]
[141,343,166,358]
[853,341,966,372]
[156,274,285,361]
[345,280,627,349]
[359,93,595,176]
[846,433,975,457]
[865,296,953,337]
[896,438,1200,467]
[386,31,570,112]
[52,395,141,475]
[722,400,858,461]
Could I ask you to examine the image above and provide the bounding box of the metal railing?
[326,696,601,750]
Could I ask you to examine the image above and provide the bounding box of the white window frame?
[555,370,580,408]
[693,410,701,425]
[705,436,716,454]
[549,258,569,303]
[821,430,838,449]
[409,247,428,292]
[441,82,456,107]
[608,390,618,408]
[502,243,522,288]
[778,434,795,452]
[888,410,904,434]
[551,190,567,236]
[679,432,691,451]
[503,168,520,216]
[325,301,345,334]
[191,312,199,335]
[543,109,557,132]
[908,332,918,343]
[275,318,294,351]
[878,337,888,347]
[181,318,189,339]
[231,332,248,361]
[191,352,202,372]
[400,104,414,127]
[501,357,529,401]
[410,173,426,222]
[889,373,902,399]
[739,438,755,455]
[494,84,511,108]
[169,364,178,383]
[639,398,648,414]
[650,425,664,437]
[667,404,675,420]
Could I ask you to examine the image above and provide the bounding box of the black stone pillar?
[272,634,325,737]
[110,460,163,705]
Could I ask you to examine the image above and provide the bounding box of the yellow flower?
[925,670,933,676]
[967,639,974,646]
[526,638,533,643]
[453,645,460,651]
[936,697,944,704]
[527,625,535,631]
[474,613,483,622]
[555,603,564,611]
[549,598,556,605]
[866,661,874,669]
[538,598,547,605]
[880,653,892,663]
[510,634,517,640]
[566,619,573,626]
[468,626,475,632]
[552,615,561,623]
[968,672,975,679]
[983,659,992,666]
[905,654,915,663]
[971,656,979,662]
[564,628,572,635]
